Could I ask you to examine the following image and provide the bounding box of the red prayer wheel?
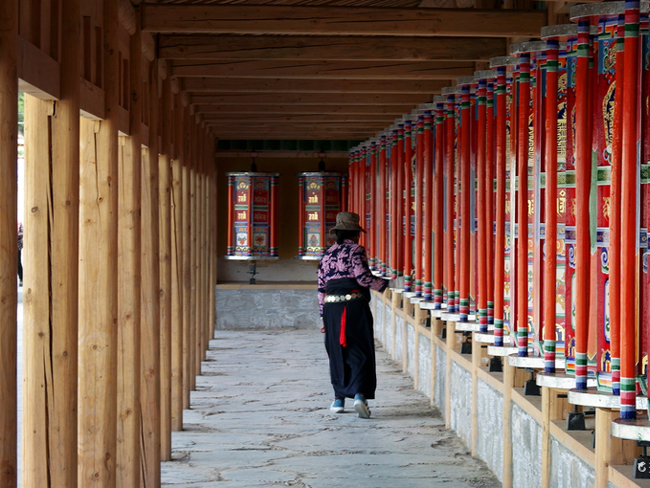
[296,171,347,260]
[225,172,281,260]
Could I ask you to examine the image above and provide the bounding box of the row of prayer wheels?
[347,0,650,421]
[225,171,347,260]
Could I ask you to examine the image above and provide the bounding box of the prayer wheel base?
[474,332,512,345]
[487,345,518,357]
[569,387,649,410]
[536,372,596,389]
[613,416,650,442]
[508,354,565,370]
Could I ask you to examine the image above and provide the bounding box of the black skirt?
[323,278,376,400]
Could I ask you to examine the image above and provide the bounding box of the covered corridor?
[160,328,499,488]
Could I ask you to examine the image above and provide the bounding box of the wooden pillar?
[116,18,143,484]
[209,149,217,340]
[141,52,161,486]
[158,63,174,456]
[170,93,185,423]
[414,115,424,297]
[404,120,414,291]
[22,0,80,485]
[0,1,18,485]
[181,101,193,405]
[189,115,199,384]
[77,0,120,481]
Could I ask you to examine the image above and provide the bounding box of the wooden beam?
[215,150,351,158]
[159,34,506,62]
[181,77,450,94]
[18,36,60,100]
[194,104,414,115]
[190,92,431,105]
[142,4,547,38]
[201,113,398,123]
[171,59,476,80]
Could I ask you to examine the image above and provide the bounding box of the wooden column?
[116,19,143,484]
[459,81,471,322]
[189,115,199,383]
[22,0,80,485]
[390,130,399,280]
[543,37,559,373]
[403,120,414,291]
[423,109,433,302]
[78,0,120,481]
[0,1,18,485]
[620,0,640,419]
[141,51,161,486]
[209,151,217,340]
[574,19,592,390]
[516,52,531,356]
[158,63,174,455]
[444,91,457,312]
[414,115,424,297]
[181,101,193,405]
[396,125,404,279]
[476,75,488,332]
[369,140,377,269]
[170,93,185,422]
[433,99,445,308]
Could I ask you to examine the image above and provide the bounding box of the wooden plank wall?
[6,1,217,487]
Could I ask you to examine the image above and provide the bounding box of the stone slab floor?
[162,329,501,488]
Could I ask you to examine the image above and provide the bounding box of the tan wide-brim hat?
[329,212,366,234]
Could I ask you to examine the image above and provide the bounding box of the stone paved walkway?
[161,329,501,488]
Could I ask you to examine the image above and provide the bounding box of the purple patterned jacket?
[317,239,388,317]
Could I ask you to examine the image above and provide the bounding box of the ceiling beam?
[171,59,476,79]
[142,4,547,38]
[202,114,399,123]
[193,104,414,115]
[190,92,431,105]
[159,34,507,62]
[211,132,375,140]
[181,77,450,94]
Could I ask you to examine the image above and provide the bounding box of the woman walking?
[317,212,389,418]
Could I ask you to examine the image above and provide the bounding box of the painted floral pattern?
[317,239,387,317]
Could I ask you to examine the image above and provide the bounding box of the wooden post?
[433,99,445,309]
[459,81,471,322]
[0,1,18,485]
[369,140,377,269]
[414,115,424,296]
[396,125,404,279]
[485,79,495,326]
[423,109,433,301]
[594,408,638,487]
[444,91,457,312]
[543,37,559,373]
[158,65,174,455]
[476,75,488,332]
[379,135,387,275]
[116,16,143,482]
[189,118,199,383]
[390,129,398,280]
[574,19,592,390]
[141,54,161,486]
[22,0,80,484]
[620,0,640,419]
[609,16,625,396]
[209,151,217,340]
[170,94,185,422]
[78,0,120,481]
[404,120,414,291]
[181,105,193,404]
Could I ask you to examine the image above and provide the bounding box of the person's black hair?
[335,229,360,244]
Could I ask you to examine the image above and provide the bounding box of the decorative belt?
[324,292,364,303]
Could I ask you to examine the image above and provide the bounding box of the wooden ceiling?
[141,0,570,142]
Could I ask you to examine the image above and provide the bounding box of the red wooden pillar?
[414,114,425,296]
[442,87,458,312]
[396,122,405,282]
[490,57,517,346]
[619,0,641,419]
[379,134,387,275]
[609,15,626,396]
[485,74,496,326]
[458,77,474,322]
[476,72,489,332]
[514,49,531,356]
[404,119,414,291]
[423,106,434,301]
[369,141,377,269]
[574,18,593,389]
[433,97,446,308]
[390,127,399,280]
[541,32,560,373]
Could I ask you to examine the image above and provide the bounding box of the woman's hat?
[329,212,366,233]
